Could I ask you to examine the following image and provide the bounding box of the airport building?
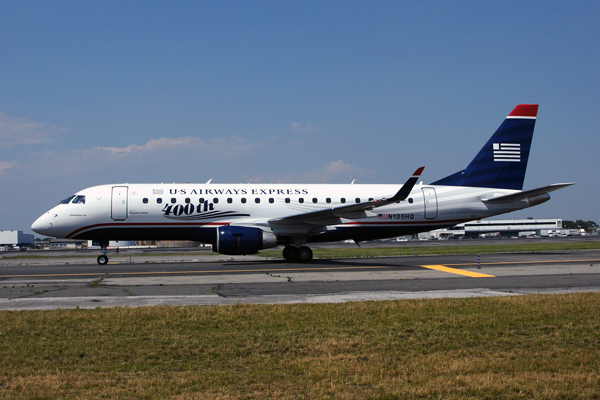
[0,230,35,249]
[424,219,564,240]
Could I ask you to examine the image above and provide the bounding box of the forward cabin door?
[111,186,129,221]
[422,187,438,219]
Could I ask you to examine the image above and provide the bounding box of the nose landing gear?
[97,254,109,265]
[93,240,110,265]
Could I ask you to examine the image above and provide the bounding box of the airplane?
[31,104,574,265]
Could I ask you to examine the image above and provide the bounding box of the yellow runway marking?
[420,264,495,278]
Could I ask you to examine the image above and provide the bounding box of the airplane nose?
[31,213,52,235]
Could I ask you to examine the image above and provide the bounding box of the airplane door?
[111,186,129,221]
[422,187,438,219]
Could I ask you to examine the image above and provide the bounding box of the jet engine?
[216,226,277,255]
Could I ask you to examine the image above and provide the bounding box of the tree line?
[562,220,598,231]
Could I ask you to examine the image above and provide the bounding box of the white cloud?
[21,135,261,180]
[290,122,318,132]
[95,137,207,155]
[0,111,59,148]
[300,160,375,183]
[0,160,19,174]
[94,136,256,158]
[251,160,375,183]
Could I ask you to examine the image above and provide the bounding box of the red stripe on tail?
[508,104,538,118]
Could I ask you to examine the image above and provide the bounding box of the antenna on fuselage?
[351,179,356,184]
[206,179,213,184]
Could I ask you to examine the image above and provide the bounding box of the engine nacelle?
[216,226,277,255]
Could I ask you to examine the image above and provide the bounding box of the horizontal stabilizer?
[482,183,576,204]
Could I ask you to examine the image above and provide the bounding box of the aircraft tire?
[97,255,109,265]
[283,246,298,261]
[297,246,313,262]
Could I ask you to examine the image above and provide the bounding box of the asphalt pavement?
[1,238,599,310]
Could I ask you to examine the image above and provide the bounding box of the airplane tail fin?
[431,104,538,190]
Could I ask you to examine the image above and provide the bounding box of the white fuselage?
[31,182,529,245]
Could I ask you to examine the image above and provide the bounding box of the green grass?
[6,241,600,262]
[259,241,600,259]
[1,293,599,399]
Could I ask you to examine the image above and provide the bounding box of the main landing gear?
[282,245,313,262]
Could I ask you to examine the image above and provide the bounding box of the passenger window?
[171,198,176,204]
[408,198,413,204]
[299,198,304,204]
[369,198,373,202]
[285,198,290,203]
[255,198,260,204]
[355,198,361,203]
[72,195,86,204]
[213,198,219,204]
[185,198,191,204]
[157,198,163,204]
[312,198,318,203]
[143,198,149,204]
[241,198,247,204]
[227,198,233,204]
[199,198,205,203]
[269,198,274,204]
[326,198,331,203]
[340,198,346,204]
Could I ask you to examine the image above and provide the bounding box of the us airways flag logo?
[493,143,520,162]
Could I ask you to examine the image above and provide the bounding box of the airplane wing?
[481,183,576,203]
[269,167,424,228]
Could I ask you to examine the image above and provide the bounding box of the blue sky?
[1,1,598,234]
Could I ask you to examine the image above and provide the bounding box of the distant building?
[86,240,136,249]
[156,241,201,248]
[426,219,563,239]
[50,239,88,249]
[0,230,34,248]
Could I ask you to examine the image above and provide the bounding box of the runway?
[1,248,600,310]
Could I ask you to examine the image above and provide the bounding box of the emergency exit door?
[111,186,129,221]
[422,187,438,219]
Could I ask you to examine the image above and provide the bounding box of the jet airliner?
[32,104,574,265]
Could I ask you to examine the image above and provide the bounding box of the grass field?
[1,293,599,399]
[258,241,600,259]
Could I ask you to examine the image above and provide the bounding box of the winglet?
[269,166,425,226]
[388,166,424,202]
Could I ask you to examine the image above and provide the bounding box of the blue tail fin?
[431,104,538,190]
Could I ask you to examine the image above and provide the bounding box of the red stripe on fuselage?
[65,222,228,238]
[343,218,471,226]
[66,218,473,239]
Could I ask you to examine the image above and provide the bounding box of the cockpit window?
[72,195,86,204]
[59,195,76,205]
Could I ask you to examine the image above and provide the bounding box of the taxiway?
[1,244,599,310]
